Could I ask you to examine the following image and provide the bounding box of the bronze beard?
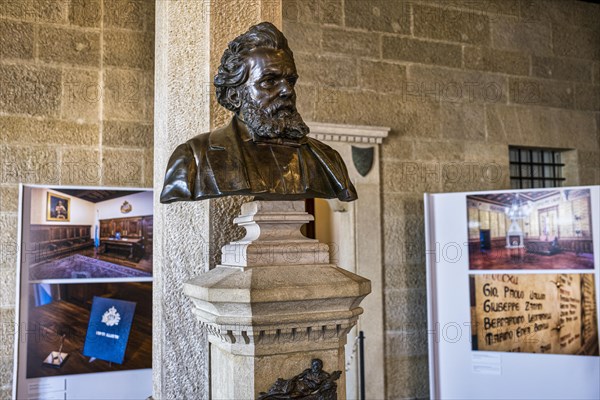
[239,87,310,140]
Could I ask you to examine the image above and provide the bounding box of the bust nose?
[278,80,293,98]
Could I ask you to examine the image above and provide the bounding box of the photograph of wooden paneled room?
[23,186,153,280]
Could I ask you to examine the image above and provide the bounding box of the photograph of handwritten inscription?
[467,189,594,270]
[470,273,598,355]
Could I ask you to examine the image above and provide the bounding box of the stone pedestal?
[184,201,371,399]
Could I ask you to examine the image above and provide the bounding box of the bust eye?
[287,77,298,86]
[261,78,276,88]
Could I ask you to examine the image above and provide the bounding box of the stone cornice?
[306,121,390,144]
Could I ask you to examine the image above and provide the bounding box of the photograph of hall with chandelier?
[467,189,594,270]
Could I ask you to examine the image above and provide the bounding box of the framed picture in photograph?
[47,192,70,222]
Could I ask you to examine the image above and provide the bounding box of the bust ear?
[226,87,242,111]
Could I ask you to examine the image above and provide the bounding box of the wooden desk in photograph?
[100,237,143,262]
[99,216,153,263]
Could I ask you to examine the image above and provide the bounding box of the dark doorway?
[480,230,491,251]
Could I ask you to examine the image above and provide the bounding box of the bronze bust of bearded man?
[160,22,357,203]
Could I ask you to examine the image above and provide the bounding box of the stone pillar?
[154,1,282,398]
[154,1,211,398]
[184,201,371,398]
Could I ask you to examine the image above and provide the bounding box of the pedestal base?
[184,201,370,398]
[211,342,345,399]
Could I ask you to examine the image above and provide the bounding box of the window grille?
[509,147,565,189]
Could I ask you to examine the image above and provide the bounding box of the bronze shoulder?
[159,140,199,203]
[304,137,358,202]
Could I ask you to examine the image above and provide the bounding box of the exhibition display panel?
[13,185,153,400]
[425,186,599,399]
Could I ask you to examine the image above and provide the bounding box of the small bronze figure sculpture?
[258,358,341,400]
[160,22,357,203]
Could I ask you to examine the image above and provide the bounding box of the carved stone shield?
[352,146,374,177]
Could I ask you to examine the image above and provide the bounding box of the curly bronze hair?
[214,22,294,112]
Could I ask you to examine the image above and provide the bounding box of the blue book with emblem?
[83,297,137,364]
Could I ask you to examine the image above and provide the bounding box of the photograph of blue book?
[83,297,137,364]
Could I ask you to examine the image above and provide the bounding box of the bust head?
[214,22,309,140]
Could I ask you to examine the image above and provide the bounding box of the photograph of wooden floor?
[26,282,152,379]
[469,249,594,270]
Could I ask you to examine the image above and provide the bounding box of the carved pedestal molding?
[184,201,371,399]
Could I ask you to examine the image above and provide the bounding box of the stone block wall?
[282,0,600,398]
[0,0,154,396]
